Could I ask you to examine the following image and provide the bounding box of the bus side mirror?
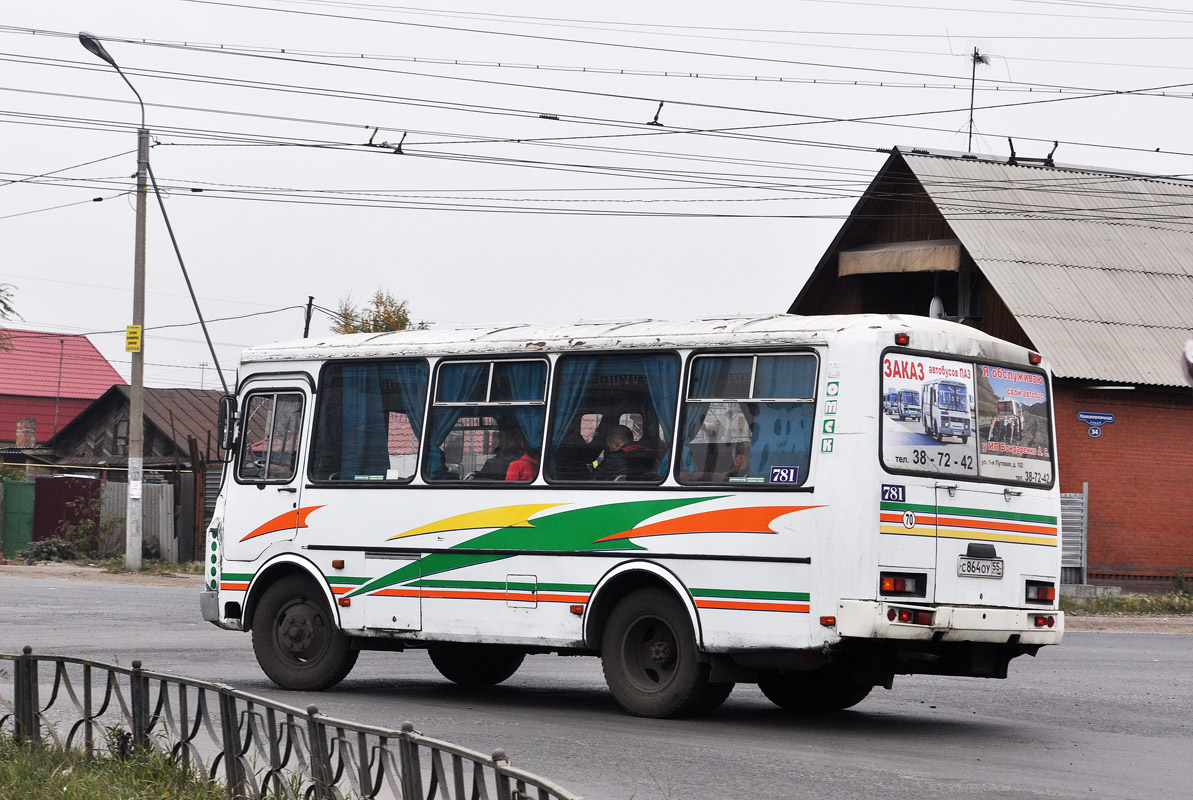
[217,395,237,453]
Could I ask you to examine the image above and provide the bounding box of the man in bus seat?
[593,425,655,481]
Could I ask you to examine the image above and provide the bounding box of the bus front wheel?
[757,667,873,712]
[601,588,712,718]
[251,575,358,691]
[428,643,525,686]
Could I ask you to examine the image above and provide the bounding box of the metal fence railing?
[0,647,582,800]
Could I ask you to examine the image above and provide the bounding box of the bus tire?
[252,575,358,691]
[428,644,525,686]
[600,588,711,718]
[757,668,873,712]
[696,681,735,714]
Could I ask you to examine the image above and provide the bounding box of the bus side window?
[677,353,816,487]
[237,391,304,483]
[310,360,429,483]
[544,352,680,483]
[424,359,548,483]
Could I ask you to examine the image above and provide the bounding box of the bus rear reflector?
[1034,615,1056,628]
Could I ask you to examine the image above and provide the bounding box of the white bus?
[201,314,1063,718]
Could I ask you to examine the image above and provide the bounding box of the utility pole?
[80,31,147,571]
[304,295,315,338]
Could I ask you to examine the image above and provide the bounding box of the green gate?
[2,480,34,557]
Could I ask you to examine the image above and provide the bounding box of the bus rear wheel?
[252,575,358,691]
[601,588,712,718]
[757,667,873,712]
[428,643,525,686]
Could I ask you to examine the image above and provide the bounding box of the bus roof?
[239,313,1033,366]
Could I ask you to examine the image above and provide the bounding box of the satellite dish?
[928,296,947,320]
[1182,338,1193,387]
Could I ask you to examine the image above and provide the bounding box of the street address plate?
[957,556,1004,579]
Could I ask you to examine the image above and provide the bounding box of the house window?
[113,419,129,457]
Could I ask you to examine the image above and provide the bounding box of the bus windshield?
[937,382,966,411]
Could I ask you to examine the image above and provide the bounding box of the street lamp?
[80,31,147,571]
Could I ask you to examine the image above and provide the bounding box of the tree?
[0,283,18,350]
[331,288,423,334]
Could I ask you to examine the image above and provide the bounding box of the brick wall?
[1054,384,1193,587]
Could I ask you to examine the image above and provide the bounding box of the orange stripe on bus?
[936,516,1055,536]
[694,599,810,613]
[372,588,420,598]
[220,582,249,591]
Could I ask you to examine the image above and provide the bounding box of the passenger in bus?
[505,445,539,482]
[713,441,751,482]
[593,425,655,481]
[476,429,528,480]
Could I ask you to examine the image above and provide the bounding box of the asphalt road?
[2,570,1190,800]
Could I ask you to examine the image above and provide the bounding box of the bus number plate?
[957,557,1004,579]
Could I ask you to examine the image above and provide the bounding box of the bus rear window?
[880,353,1053,486]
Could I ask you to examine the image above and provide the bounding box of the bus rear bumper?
[836,600,1064,646]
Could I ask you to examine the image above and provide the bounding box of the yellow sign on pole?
[125,325,143,353]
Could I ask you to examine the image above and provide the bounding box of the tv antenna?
[967,47,991,153]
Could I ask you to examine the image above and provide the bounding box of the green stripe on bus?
[325,576,370,585]
[690,588,810,601]
[220,572,254,581]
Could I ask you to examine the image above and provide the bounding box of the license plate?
[957,556,1004,578]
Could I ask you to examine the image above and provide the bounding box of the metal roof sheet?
[0,327,125,399]
[900,150,1193,387]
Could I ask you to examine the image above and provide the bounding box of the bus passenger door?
[224,387,309,562]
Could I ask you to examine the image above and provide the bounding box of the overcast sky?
[3,0,1191,390]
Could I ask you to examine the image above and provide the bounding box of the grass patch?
[89,558,205,576]
[0,734,223,800]
[1061,590,1193,615]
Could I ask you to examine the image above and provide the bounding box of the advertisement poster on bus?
[880,353,977,477]
[975,364,1052,485]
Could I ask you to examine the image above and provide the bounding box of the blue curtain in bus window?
[496,361,547,449]
[341,365,389,479]
[386,360,428,440]
[749,403,813,482]
[625,354,679,476]
[549,356,598,454]
[427,362,487,479]
[754,355,816,399]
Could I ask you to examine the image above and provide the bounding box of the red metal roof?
[0,327,124,399]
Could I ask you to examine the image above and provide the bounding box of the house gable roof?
[45,385,223,453]
[0,327,125,399]
[792,148,1193,387]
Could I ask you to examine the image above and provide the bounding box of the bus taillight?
[887,607,934,626]
[1034,615,1056,628]
[1025,581,1056,604]
[880,572,927,598]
